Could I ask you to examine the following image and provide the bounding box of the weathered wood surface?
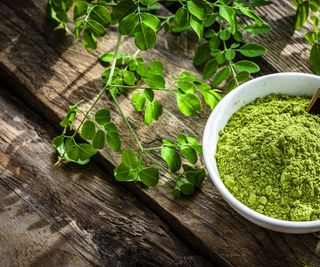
[0,88,210,266]
[0,180,90,267]
[0,0,320,266]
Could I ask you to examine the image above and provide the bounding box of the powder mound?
[216,94,320,221]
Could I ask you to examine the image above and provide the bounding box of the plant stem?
[110,93,144,152]
[222,39,239,87]
[72,34,123,137]
[110,84,177,92]
[143,146,162,151]
[229,64,239,86]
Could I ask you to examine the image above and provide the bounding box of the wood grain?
[0,181,90,267]
[0,0,319,266]
[0,88,209,266]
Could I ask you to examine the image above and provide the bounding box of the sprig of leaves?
[48,0,272,197]
[292,0,320,75]
[189,0,270,90]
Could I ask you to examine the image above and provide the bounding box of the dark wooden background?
[0,0,319,266]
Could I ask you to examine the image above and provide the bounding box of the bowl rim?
[203,72,320,229]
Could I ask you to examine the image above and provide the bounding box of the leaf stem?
[111,84,177,92]
[110,93,144,152]
[143,146,162,151]
[72,34,123,137]
[222,39,239,87]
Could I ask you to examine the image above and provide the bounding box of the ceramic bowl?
[203,72,320,233]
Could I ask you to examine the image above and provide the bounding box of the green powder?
[216,94,320,221]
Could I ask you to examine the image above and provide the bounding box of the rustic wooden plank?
[0,1,320,266]
[0,182,91,267]
[0,88,210,266]
[247,1,312,74]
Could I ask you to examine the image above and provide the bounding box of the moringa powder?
[216,94,320,221]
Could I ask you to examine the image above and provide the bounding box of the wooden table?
[0,0,319,266]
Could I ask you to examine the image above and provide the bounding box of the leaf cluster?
[292,0,320,75]
[53,101,121,164]
[48,0,273,198]
[161,134,204,196]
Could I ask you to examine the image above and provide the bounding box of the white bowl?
[203,72,320,233]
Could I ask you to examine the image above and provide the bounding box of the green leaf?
[216,51,225,64]
[174,7,189,27]
[305,31,316,44]
[114,162,136,181]
[187,0,206,20]
[150,61,164,75]
[236,71,250,82]
[310,43,320,75]
[145,74,165,88]
[141,13,161,31]
[180,146,197,164]
[132,92,146,111]
[104,122,121,151]
[140,0,157,5]
[113,0,136,21]
[95,108,110,125]
[233,31,243,42]
[190,15,204,40]
[176,93,202,117]
[241,0,272,7]
[178,178,195,195]
[239,43,267,57]
[219,6,236,34]
[202,59,217,80]
[179,71,200,83]
[225,49,236,61]
[74,1,87,20]
[193,43,210,66]
[144,100,163,124]
[60,111,76,128]
[227,78,236,91]
[92,130,105,149]
[139,167,159,187]
[81,120,96,140]
[244,23,271,35]
[186,136,202,154]
[213,66,230,85]
[205,14,217,27]
[200,89,221,109]
[161,146,181,172]
[99,52,119,63]
[114,149,141,182]
[178,81,195,94]
[123,70,136,85]
[121,148,140,169]
[310,0,320,11]
[67,145,80,161]
[90,5,111,27]
[53,135,64,149]
[295,2,309,30]
[134,24,157,50]
[136,62,150,76]
[82,29,97,51]
[209,34,221,51]
[234,60,260,74]
[183,165,205,186]
[219,29,231,41]
[119,13,139,35]
[144,89,154,101]
[177,134,187,145]
[238,7,264,26]
[78,143,97,161]
[87,20,106,37]
[171,188,181,198]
